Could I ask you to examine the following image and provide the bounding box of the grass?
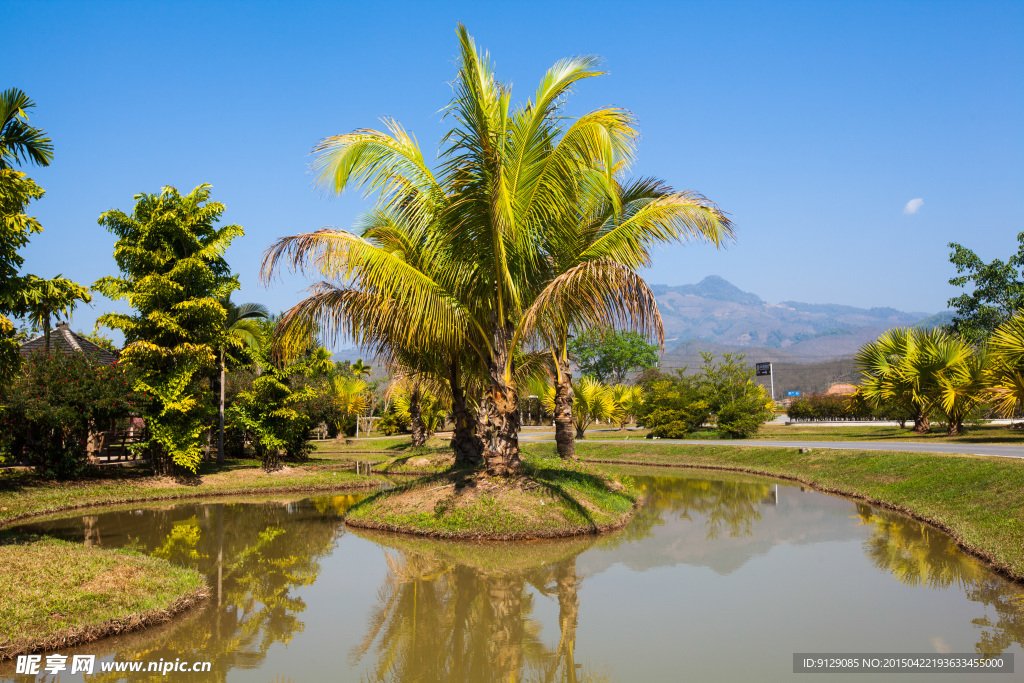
[345,455,638,540]
[0,458,385,528]
[523,422,1024,444]
[311,436,452,462]
[0,533,208,659]
[520,440,1024,580]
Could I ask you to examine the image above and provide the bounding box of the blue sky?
[6,0,1023,342]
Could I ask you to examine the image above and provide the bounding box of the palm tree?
[217,299,268,462]
[0,88,53,169]
[987,312,1024,421]
[328,374,368,438]
[16,274,91,350]
[263,25,730,476]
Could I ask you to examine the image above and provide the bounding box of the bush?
[786,393,908,422]
[0,350,150,478]
[637,353,774,439]
[717,390,774,438]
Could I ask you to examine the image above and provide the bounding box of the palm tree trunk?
[409,386,427,447]
[554,357,575,459]
[913,411,930,434]
[450,359,482,466]
[43,314,51,352]
[482,328,521,476]
[218,353,226,463]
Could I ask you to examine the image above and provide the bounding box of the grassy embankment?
[556,423,1024,444]
[345,455,637,540]
[0,457,385,528]
[518,440,1024,580]
[0,534,207,659]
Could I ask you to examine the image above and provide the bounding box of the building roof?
[824,382,858,396]
[19,323,119,365]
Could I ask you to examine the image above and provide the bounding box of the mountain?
[654,276,938,363]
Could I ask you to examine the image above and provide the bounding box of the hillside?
[655,276,936,361]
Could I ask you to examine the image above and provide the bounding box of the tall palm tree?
[217,299,268,462]
[263,25,730,475]
[0,88,53,169]
[16,274,91,350]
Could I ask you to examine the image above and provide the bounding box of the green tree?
[93,184,243,473]
[946,232,1024,345]
[0,170,43,384]
[569,329,658,383]
[0,88,55,385]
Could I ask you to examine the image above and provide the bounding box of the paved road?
[517,434,1024,459]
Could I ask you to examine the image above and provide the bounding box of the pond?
[4,469,1023,682]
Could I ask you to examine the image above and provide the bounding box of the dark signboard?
[756,362,772,377]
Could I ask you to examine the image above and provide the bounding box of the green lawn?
[0,458,383,528]
[0,534,207,659]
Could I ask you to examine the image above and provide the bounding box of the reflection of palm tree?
[857,504,1024,655]
[351,533,609,682]
[856,504,982,590]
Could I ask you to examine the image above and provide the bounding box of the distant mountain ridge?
[653,276,942,362]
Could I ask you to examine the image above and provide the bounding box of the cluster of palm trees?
[540,378,642,439]
[261,25,732,475]
[854,312,1024,434]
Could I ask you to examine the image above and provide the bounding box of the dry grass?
[0,534,207,659]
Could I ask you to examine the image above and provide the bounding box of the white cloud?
[903,198,924,214]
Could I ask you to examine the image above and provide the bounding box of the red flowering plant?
[0,349,152,478]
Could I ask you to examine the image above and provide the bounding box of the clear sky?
[6,0,1023,341]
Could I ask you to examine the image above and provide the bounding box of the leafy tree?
[0,350,149,477]
[0,170,43,384]
[93,184,243,473]
[635,353,773,438]
[568,329,659,384]
[635,370,711,438]
[946,232,1024,345]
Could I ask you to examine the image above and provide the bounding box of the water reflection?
[856,504,1024,654]
[350,532,604,682]
[12,496,360,682]
[3,475,1022,682]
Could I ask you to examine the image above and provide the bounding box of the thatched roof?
[19,323,119,365]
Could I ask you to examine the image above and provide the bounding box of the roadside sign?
[755,362,772,377]
[787,390,801,397]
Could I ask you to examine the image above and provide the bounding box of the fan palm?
[0,88,53,169]
[986,311,1024,419]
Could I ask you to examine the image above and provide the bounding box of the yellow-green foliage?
[93,184,243,472]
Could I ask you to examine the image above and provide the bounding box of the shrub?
[0,350,150,478]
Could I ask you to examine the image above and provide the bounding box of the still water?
[4,470,1023,682]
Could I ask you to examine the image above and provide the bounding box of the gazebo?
[18,322,118,365]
